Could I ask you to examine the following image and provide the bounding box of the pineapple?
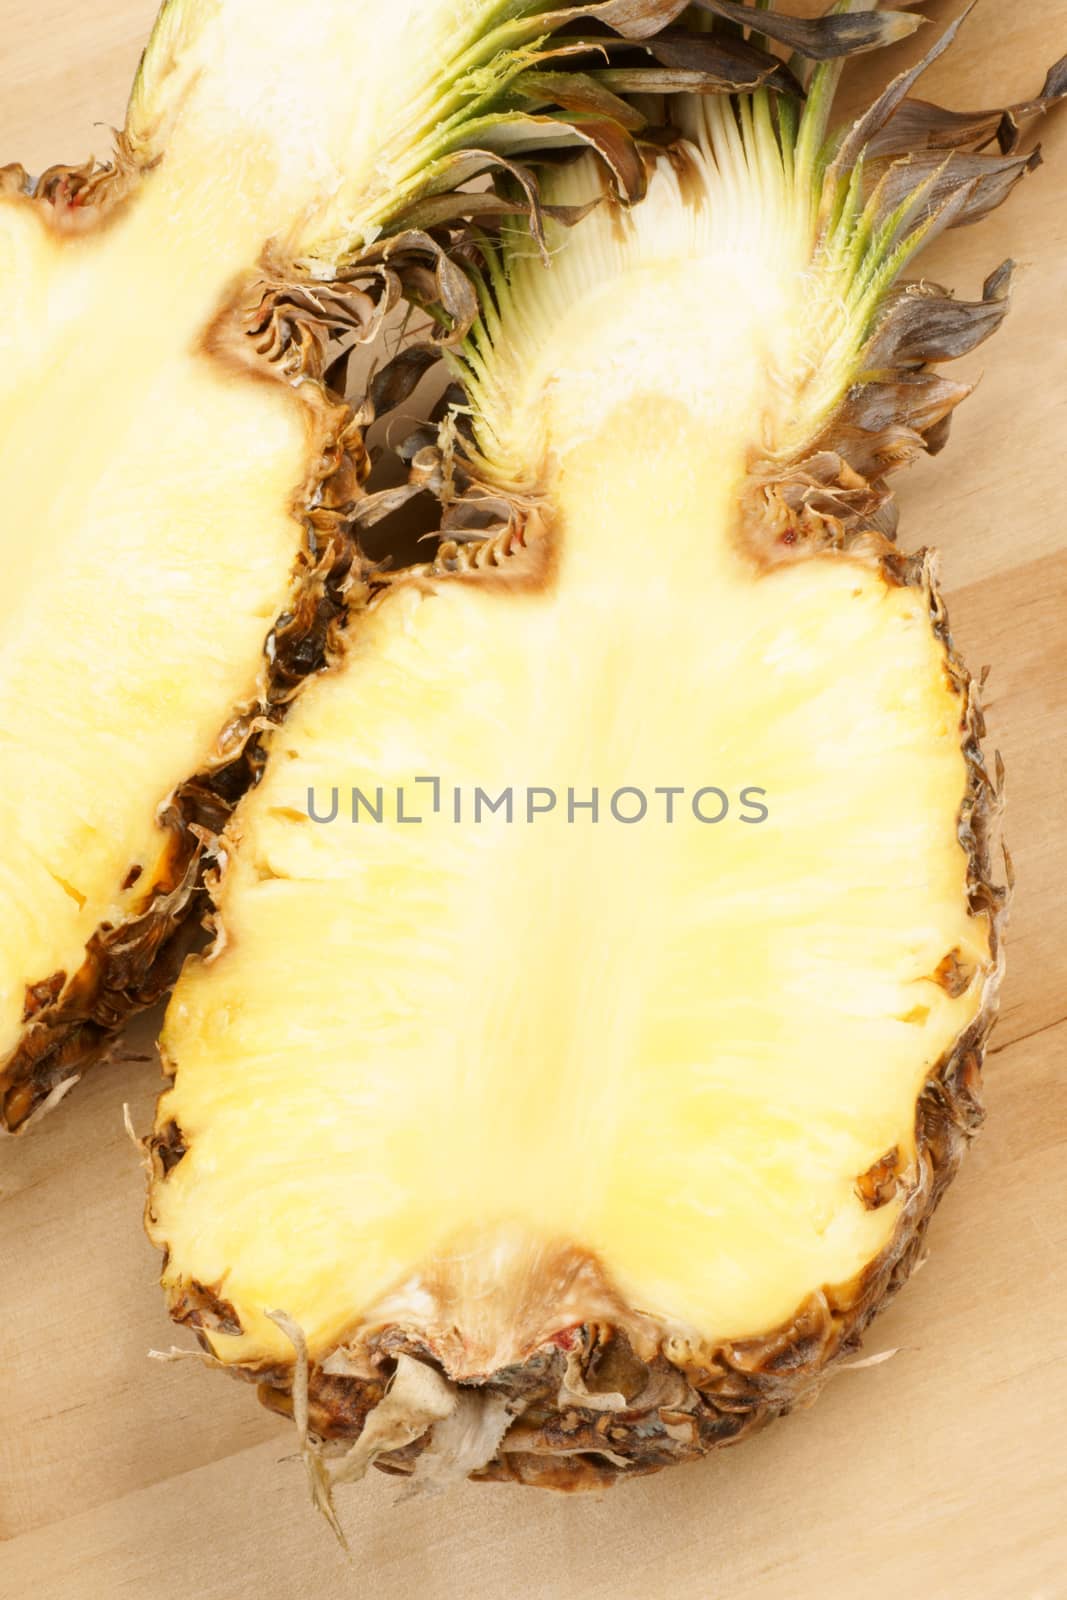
[146,10,1063,1513]
[0,0,739,1134]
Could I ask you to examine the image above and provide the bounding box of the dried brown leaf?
[694,0,924,61]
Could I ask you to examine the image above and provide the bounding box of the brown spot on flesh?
[933,947,976,998]
[152,1118,187,1175]
[21,971,66,1023]
[171,1280,244,1339]
[856,1146,906,1210]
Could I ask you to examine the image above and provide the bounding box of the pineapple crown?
[374,4,1066,568]
[120,0,941,263]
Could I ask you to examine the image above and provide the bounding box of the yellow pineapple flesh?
[156,413,989,1362]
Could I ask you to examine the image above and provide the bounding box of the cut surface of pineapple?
[148,33,1040,1491]
[156,407,989,1363]
[0,167,310,1120]
[0,0,694,1132]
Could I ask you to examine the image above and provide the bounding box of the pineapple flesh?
[149,24,1062,1503]
[0,0,691,1132]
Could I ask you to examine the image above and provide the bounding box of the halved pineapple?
[0,0,725,1133]
[146,12,1063,1511]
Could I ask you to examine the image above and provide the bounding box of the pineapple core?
[0,0,526,1079]
[153,156,992,1368]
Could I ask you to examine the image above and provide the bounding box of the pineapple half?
[147,12,1064,1511]
[0,0,767,1134]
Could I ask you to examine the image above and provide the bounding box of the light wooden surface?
[1,4,1066,1596]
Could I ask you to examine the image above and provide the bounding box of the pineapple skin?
[149,542,1003,1493]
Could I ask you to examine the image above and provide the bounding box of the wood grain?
[1,3,1066,1596]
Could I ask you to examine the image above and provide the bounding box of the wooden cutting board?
[2,3,1066,1596]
